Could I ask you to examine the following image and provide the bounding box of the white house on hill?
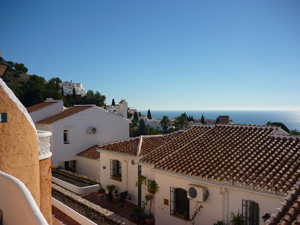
[60,80,87,96]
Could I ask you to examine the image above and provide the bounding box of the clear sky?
[1,1,299,110]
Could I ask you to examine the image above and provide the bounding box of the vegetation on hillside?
[2,57,106,108]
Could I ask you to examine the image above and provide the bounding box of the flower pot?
[98,190,105,194]
[145,218,153,225]
[131,217,138,223]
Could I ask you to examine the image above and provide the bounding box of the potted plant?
[131,206,143,223]
[229,212,245,225]
[136,175,159,224]
[114,189,119,197]
[139,213,147,224]
[98,186,106,194]
[145,213,154,225]
[106,184,116,193]
[106,184,116,201]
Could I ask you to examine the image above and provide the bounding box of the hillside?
[2,69,30,90]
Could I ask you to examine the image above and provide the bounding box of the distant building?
[60,80,87,97]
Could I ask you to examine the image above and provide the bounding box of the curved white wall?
[0,171,48,225]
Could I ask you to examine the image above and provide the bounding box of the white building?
[27,98,64,123]
[76,131,184,203]
[60,80,87,96]
[80,123,300,225]
[31,102,130,170]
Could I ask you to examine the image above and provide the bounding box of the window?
[170,187,190,221]
[63,129,69,144]
[242,200,259,225]
[110,160,122,181]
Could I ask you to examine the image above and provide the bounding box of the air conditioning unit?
[187,185,209,202]
[87,127,97,134]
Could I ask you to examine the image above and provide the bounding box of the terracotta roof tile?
[76,145,100,160]
[77,131,184,159]
[264,183,300,225]
[149,124,300,194]
[36,105,92,124]
[141,125,212,165]
[27,101,58,113]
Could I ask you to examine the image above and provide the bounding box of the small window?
[110,160,122,181]
[63,129,69,144]
[170,187,190,221]
[242,200,259,225]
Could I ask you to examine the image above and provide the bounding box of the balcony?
[37,130,52,160]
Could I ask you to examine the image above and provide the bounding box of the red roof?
[36,105,92,124]
[27,101,58,113]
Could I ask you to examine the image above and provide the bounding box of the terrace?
[51,169,142,224]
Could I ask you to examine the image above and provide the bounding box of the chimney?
[119,99,128,118]
[219,116,229,124]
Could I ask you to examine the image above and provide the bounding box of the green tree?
[133,112,139,122]
[127,109,133,118]
[18,75,46,107]
[61,86,64,96]
[160,115,170,132]
[174,116,189,129]
[112,99,115,106]
[201,115,205,124]
[290,129,300,135]
[147,109,152,119]
[266,121,290,133]
[94,91,106,107]
[7,61,14,70]
[72,88,76,99]
[216,117,220,124]
[136,119,148,135]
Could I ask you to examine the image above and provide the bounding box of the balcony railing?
[37,130,52,160]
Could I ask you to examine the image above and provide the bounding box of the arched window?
[63,129,69,144]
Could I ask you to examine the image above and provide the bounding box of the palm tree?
[160,115,170,132]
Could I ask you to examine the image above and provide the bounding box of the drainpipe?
[224,187,229,223]
[124,157,128,191]
[219,186,225,223]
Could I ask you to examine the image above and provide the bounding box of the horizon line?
[139,107,300,111]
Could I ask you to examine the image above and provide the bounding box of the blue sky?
[1,1,300,110]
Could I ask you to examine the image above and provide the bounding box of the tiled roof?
[264,183,300,225]
[27,101,58,113]
[76,145,100,160]
[152,124,300,194]
[100,137,141,156]
[36,105,92,124]
[141,125,212,165]
[77,131,184,159]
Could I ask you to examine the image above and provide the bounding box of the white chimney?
[119,99,128,118]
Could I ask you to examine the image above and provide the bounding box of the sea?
[140,110,300,131]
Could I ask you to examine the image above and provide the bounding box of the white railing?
[37,130,52,160]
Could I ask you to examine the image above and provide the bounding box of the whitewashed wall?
[76,156,100,180]
[100,151,141,204]
[36,106,130,167]
[153,170,284,225]
[30,100,64,123]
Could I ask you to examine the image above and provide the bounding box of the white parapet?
[37,130,52,160]
[0,171,48,225]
